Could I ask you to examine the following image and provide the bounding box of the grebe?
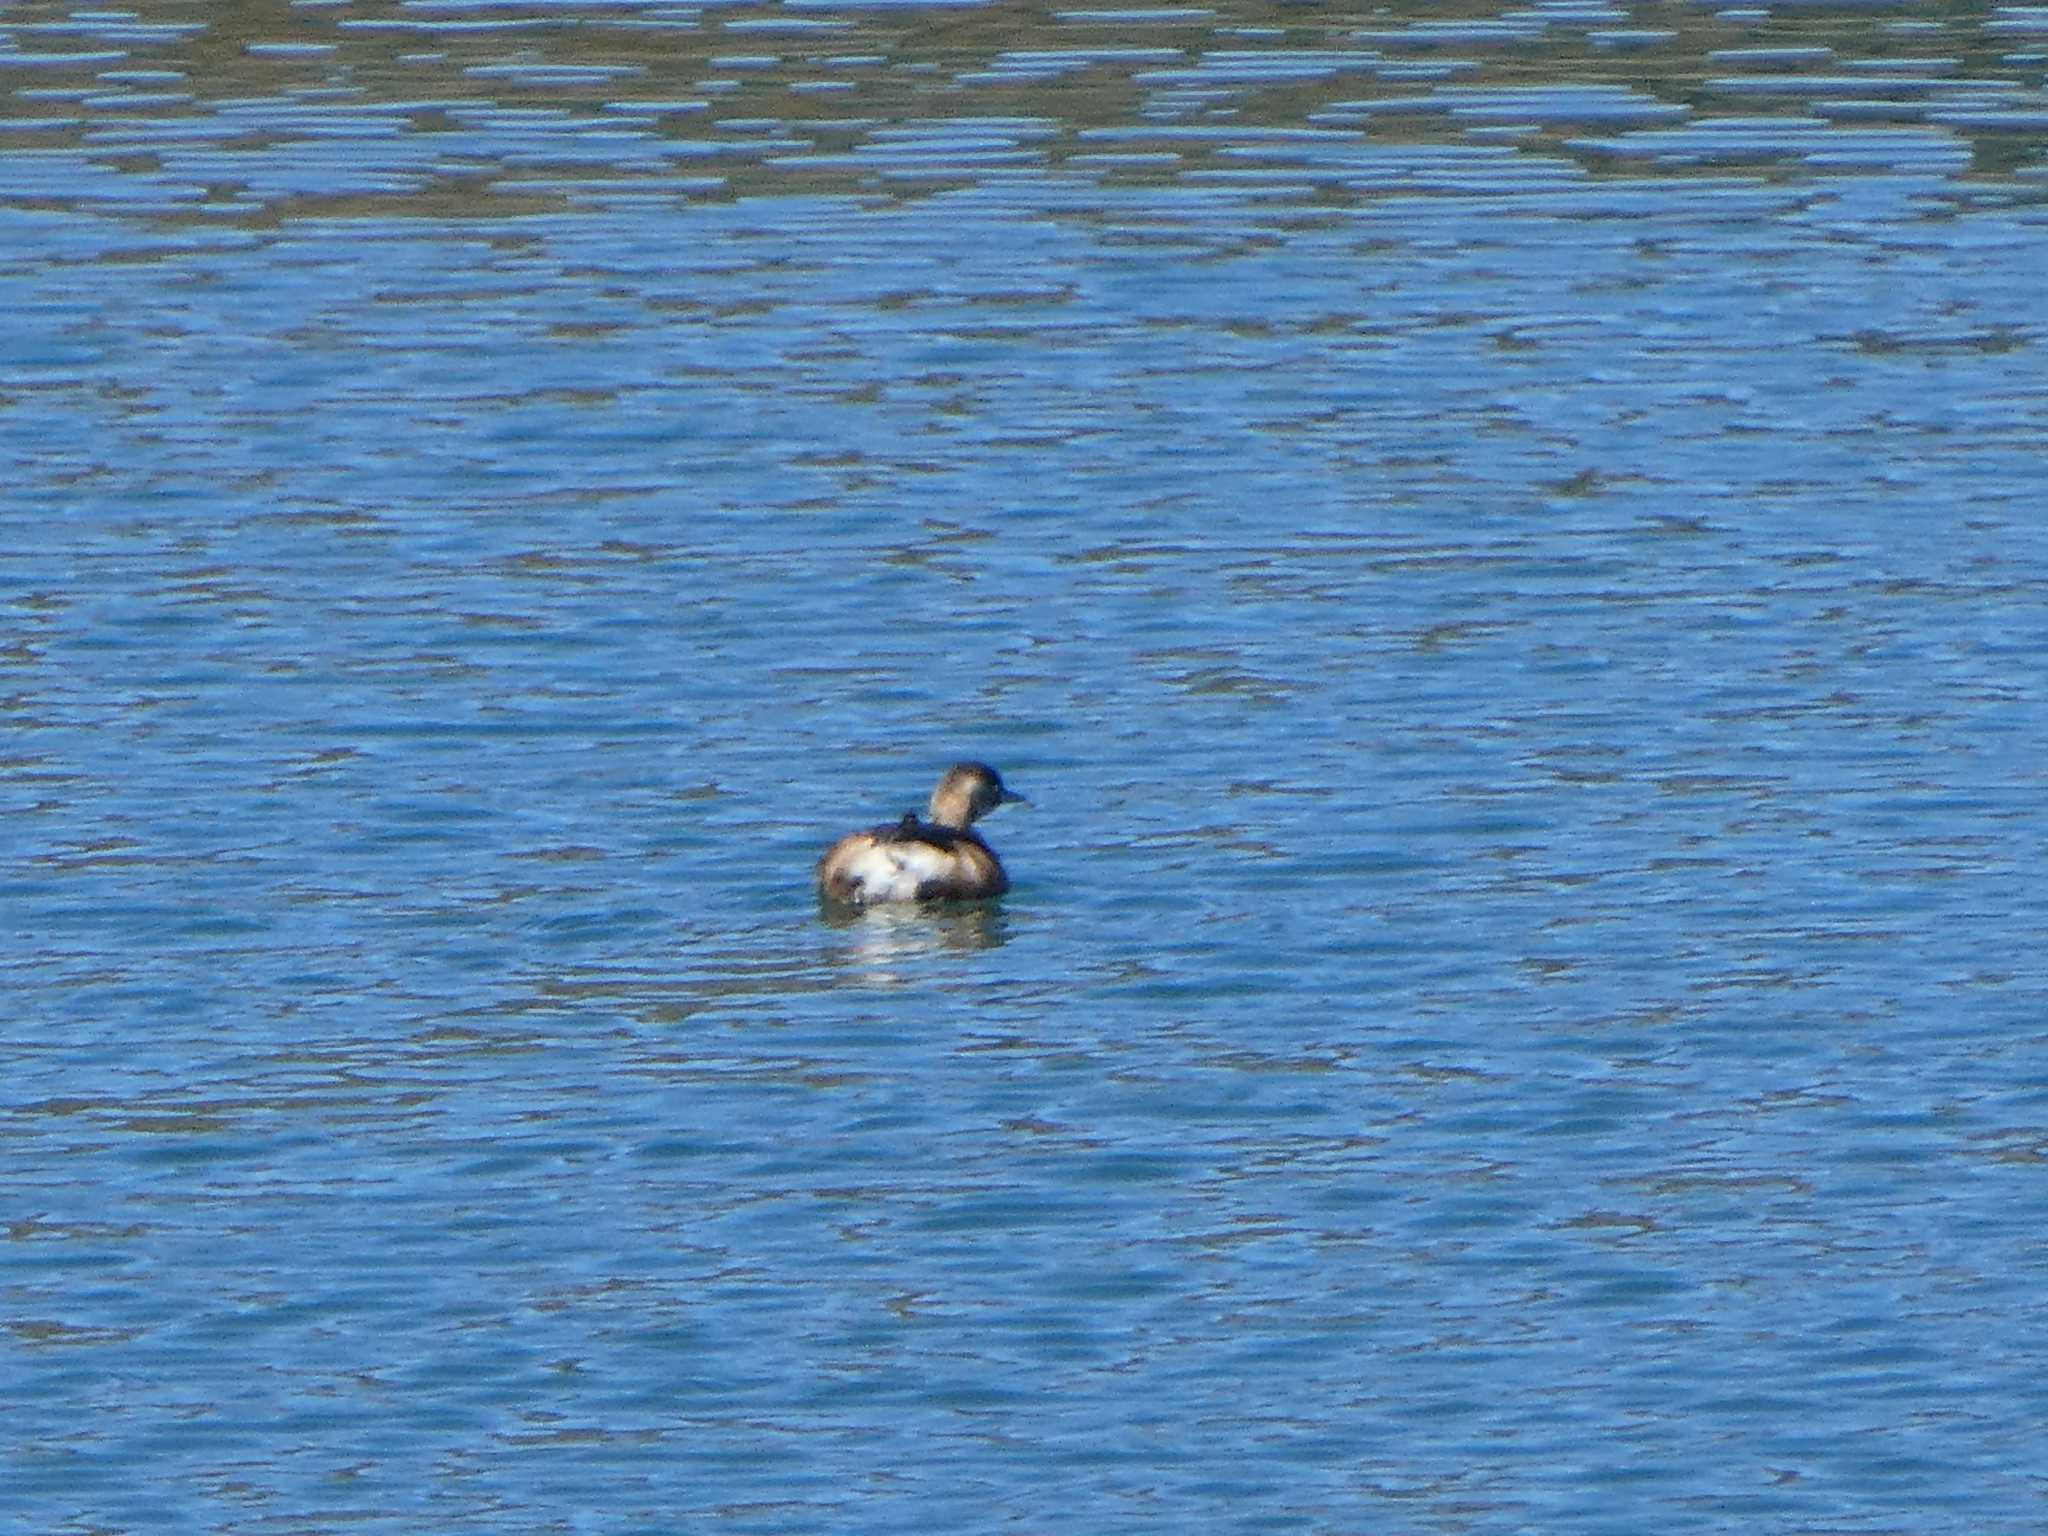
[816,762,1025,906]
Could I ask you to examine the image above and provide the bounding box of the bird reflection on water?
[818,898,1011,981]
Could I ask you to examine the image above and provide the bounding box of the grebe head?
[928,761,1026,831]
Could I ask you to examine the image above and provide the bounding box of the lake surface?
[6,1,2048,1531]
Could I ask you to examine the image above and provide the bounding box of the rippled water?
[7,2,2048,1531]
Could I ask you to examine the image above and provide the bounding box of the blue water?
[7,2,2048,1531]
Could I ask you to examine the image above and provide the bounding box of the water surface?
[6,1,2048,1531]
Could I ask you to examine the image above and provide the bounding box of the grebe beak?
[999,787,1029,806]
